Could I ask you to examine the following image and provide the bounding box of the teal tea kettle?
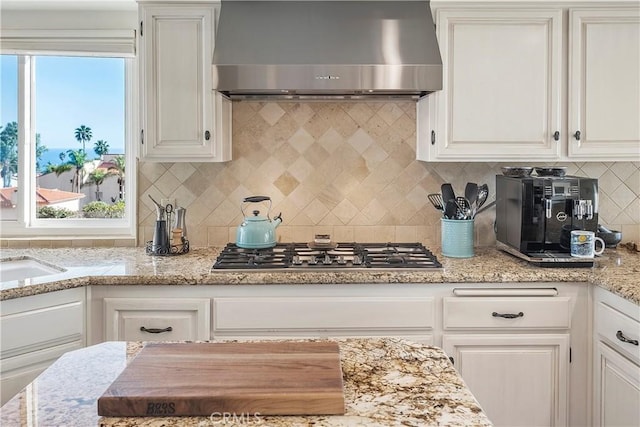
[236,196,283,249]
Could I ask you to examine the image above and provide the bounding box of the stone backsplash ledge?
[139,101,640,248]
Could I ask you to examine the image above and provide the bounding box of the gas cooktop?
[212,242,442,271]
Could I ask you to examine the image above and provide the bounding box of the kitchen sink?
[0,257,66,282]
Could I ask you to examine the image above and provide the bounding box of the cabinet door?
[419,9,562,161]
[0,288,85,406]
[568,9,640,160]
[1,341,83,406]
[104,298,210,341]
[594,341,640,427]
[442,334,569,427]
[139,5,231,162]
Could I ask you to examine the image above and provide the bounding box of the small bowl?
[501,167,534,177]
[534,167,567,177]
[597,230,622,248]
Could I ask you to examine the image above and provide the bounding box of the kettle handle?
[241,196,272,218]
[244,196,271,203]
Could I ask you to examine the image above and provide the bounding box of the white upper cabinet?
[419,3,640,162]
[418,9,562,161]
[138,4,231,162]
[568,8,640,160]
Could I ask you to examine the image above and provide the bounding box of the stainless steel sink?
[0,257,66,282]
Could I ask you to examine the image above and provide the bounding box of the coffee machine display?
[495,174,598,267]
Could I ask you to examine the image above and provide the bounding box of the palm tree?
[94,140,109,158]
[108,155,125,200]
[86,169,109,201]
[74,125,92,153]
[66,149,87,193]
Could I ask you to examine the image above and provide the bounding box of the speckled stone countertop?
[1,246,638,305]
[0,338,491,427]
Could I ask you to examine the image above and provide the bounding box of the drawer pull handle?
[492,311,524,319]
[616,330,639,346]
[140,326,173,334]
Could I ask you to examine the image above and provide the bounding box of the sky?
[1,55,125,152]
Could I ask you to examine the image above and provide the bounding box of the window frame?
[0,52,137,240]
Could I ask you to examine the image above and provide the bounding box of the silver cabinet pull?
[492,312,524,319]
[140,326,173,334]
[616,330,639,346]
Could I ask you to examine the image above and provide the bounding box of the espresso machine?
[495,174,598,267]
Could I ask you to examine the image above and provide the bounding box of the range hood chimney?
[212,1,442,100]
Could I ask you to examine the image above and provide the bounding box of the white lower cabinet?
[595,342,640,427]
[86,282,588,425]
[443,334,569,427]
[441,286,588,427]
[0,288,85,405]
[103,298,210,341]
[593,287,640,427]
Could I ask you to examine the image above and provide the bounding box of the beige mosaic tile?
[135,101,639,248]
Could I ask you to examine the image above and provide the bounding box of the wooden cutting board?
[97,341,345,417]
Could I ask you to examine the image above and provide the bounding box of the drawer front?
[117,312,200,341]
[104,298,210,341]
[596,301,640,363]
[213,297,434,332]
[443,297,571,329]
[1,296,84,359]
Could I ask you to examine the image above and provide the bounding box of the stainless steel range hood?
[212,1,442,100]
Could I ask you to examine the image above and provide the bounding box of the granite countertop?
[1,246,638,305]
[0,338,492,427]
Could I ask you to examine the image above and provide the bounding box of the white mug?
[570,230,605,258]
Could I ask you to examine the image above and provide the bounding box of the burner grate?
[212,242,441,270]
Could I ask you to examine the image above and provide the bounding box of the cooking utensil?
[427,193,444,211]
[236,196,283,249]
[455,196,472,220]
[475,200,496,216]
[444,199,458,220]
[476,184,489,209]
[98,342,345,417]
[464,182,478,211]
[441,183,456,205]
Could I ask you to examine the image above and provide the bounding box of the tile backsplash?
[138,101,640,248]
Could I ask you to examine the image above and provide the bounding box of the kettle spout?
[273,212,283,228]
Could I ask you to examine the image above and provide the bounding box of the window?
[0,37,136,239]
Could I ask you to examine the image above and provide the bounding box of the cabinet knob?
[205,130,211,141]
[553,131,560,141]
[573,130,581,141]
